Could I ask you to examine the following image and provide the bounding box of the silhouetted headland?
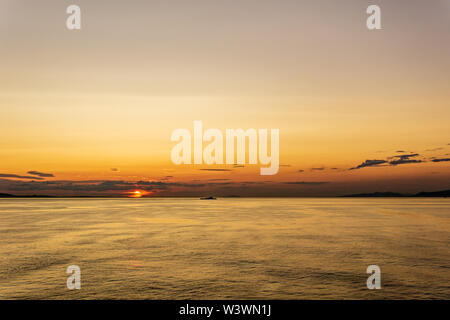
[342,190,450,198]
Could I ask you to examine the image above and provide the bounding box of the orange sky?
[0,0,449,196]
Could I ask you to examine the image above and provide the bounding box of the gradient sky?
[0,0,449,196]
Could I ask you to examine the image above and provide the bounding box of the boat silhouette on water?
[200,196,217,200]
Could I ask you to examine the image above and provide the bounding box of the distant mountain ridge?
[0,193,53,198]
[342,190,450,198]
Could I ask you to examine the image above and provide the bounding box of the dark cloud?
[199,169,233,171]
[241,181,267,184]
[310,167,325,171]
[392,153,419,160]
[279,164,291,167]
[350,160,387,170]
[0,173,44,180]
[284,181,329,185]
[351,152,427,169]
[388,153,422,165]
[396,150,405,153]
[0,179,212,193]
[27,171,54,178]
[431,158,450,163]
[206,182,233,186]
[298,170,304,173]
[389,159,423,165]
[110,168,119,172]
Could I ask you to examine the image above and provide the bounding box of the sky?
[0,0,449,196]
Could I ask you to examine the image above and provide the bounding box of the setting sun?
[129,190,145,198]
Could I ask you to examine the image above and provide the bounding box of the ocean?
[0,198,448,299]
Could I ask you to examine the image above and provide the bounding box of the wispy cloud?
[351,152,427,169]
[389,159,422,165]
[350,160,387,170]
[27,171,54,178]
[284,181,329,185]
[431,158,450,162]
[389,153,422,165]
[390,153,419,160]
[0,173,45,180]
[0,179,211,193]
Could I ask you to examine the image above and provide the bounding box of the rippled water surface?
[0,198,449,299]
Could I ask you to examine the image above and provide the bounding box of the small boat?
[200,196,217,200]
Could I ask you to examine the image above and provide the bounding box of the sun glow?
[129,190,147,198]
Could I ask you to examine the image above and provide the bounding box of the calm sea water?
[0,198,448,299]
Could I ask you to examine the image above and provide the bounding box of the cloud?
[351,152,428,169]
[392,153,419,160]
[350,160,387,170]
[298,169,304,173]
[389,159,423,165]
[425,147,443,152]
[199,169,233,171]
[241,181,267,184]
[279,164,291,167]
[388,153,422,165]
[27,171,54,178]
[310,167,325,171]
[110,168,119,172]
[431,158,450,162]
[0,179,212,193]
[283,181,329,185]
[396,150,405,153]
[0,173,45,180]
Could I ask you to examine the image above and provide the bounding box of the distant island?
[0,193,108,198]
[341,190,450,198]
[0,193,53,198]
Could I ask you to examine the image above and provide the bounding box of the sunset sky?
[0,0,449,196]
